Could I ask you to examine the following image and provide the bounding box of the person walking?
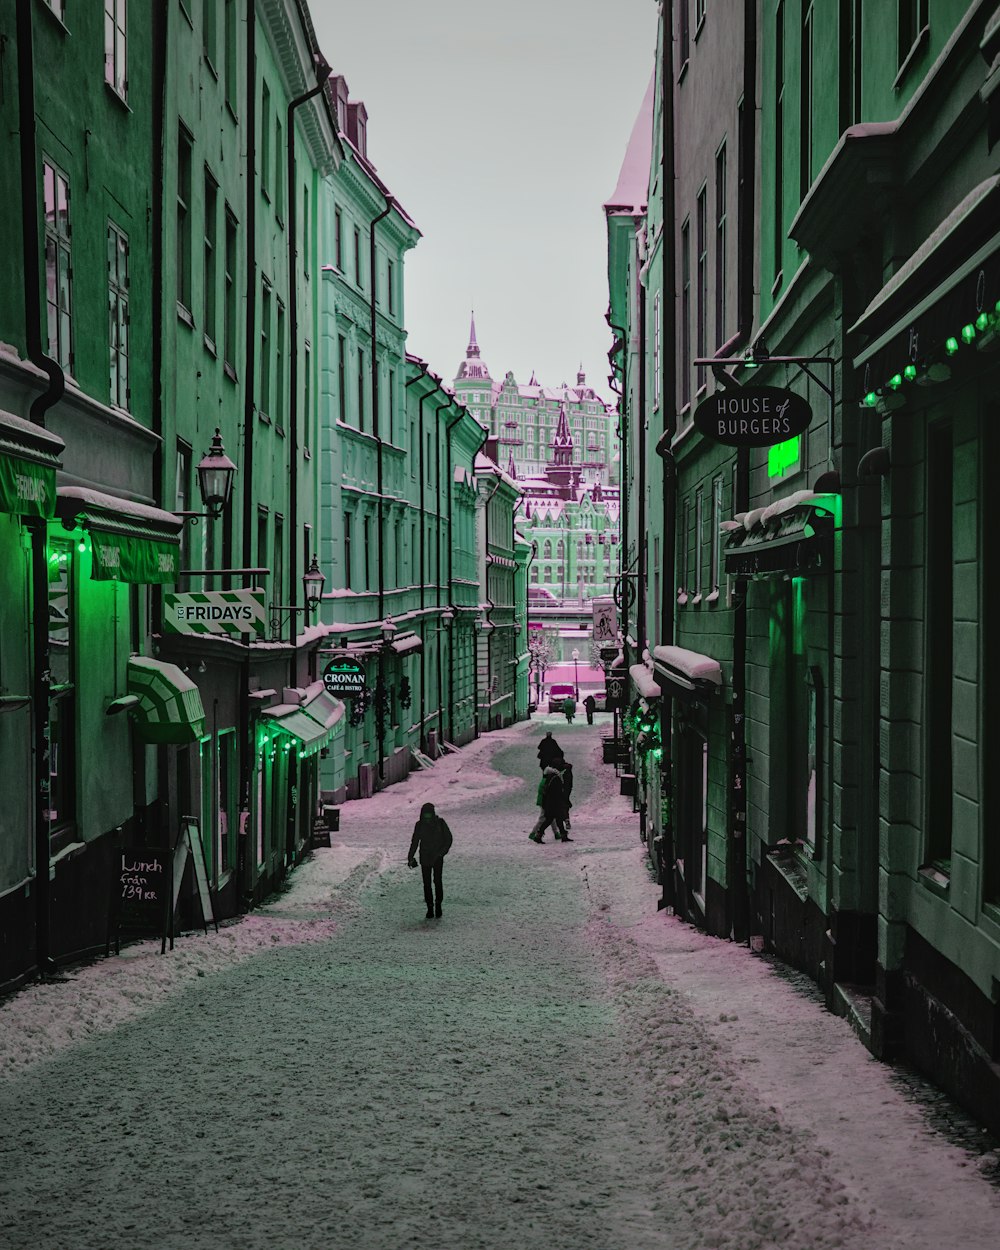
[583,693,596,725]
[559,757,574,833]
[561,695,576,723]
[407,802,453,919]
[529,765,569,842]
[537,731,563,770]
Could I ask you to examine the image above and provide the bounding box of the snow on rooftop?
[604,72,655,214]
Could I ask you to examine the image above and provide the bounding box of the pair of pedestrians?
[530,733,574,843]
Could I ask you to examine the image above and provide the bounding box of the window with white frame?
[105,0,127,98]
[43,159,73,371]
[694,486,704,601]
[107,221,129,409]
[710,475,722,595]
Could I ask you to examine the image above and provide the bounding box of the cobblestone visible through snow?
[0,715,998,1249]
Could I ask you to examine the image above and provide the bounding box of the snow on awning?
[391,633,422,657]
[724,492,838,579]
[652,645,723,699]
[629,663,660,701]
[261,681,344,758]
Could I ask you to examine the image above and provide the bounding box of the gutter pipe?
[369,196,393,780]
[17,0,63,977]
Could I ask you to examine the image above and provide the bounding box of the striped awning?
[127,656,207,744]
[262,682,345,758]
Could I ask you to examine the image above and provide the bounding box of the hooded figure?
[407,802,453,919]
[537,732,563,770]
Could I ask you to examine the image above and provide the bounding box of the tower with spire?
[453,312,493,428]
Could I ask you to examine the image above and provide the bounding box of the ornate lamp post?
[572,647,580,698]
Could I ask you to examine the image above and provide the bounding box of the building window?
[335,206,343,269]
[273,514,284,609]
[104,0,127,98]
[203,169,218,348]
[256,507,269,577]
[696,186,708,390]
[302,183,310,276]
[710,476,722,594]
[681,218,691,408]
[800,1,814,199]
[176,441,193,578]
[304,340,312,451]
[838,0,862,133]
[107,221,129,410]
[344,510,352,589]
[773,0,785,286]
[679,0,690,68]
[354,227,363,289]
[216,730,236,876]
[652,290,661,409]
[275,117,284,221]
[363,515,371,590]
[43,159,73,371]
[388,366,396,443]
[223,206,237,370]
[898,0,928,71]
[924,422,953,874]
[261,82,271,199]
[338,334,347,422]
[387,258,395,315]
[275,300,285,430]
[47,542,76,836]
[357,346,365,430]
[203,0,217,67]
[224,0,237,113]
[694,487,704,601]
[259,278,271,418]
[715,141,727,348]
[177,125,193,312]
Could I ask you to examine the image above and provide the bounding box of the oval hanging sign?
[693,385,812,447]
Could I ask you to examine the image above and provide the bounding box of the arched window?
[542,540,552,559]
[556,539,564,558]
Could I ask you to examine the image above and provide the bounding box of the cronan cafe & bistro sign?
[694,385,812,447]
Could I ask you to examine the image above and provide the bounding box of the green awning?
[127,656,207,745]
[262,683,345,759]
[56,486,182,584]
[0,410,64,518]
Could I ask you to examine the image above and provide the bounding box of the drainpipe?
[480,474,502,731]
[608,320,627,648]
[370,196,393,780]
[636,274,647,657]
[286,54,332,654]
[418,390,427,745]
[238,3,258,902]
[445,404,485,743]
[18,0,65,977]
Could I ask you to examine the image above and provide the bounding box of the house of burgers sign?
[694,385,812,447]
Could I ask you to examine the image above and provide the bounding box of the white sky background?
[310,0,657,398]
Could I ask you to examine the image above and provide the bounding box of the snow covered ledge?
[628,663,661,702]
[652,645,723,698]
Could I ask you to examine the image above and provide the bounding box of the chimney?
[330,75,350,134]
[347,101,368,159]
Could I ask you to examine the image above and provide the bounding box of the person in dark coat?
[537,731,562,770]
[561,695,576,723]
[407,802,453,919]
[583,694,596,724]
[559,757,574,831]
[529,766,569,842]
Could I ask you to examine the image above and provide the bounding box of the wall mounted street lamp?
[572,647,580,698]
[176,428,237,523]
[270,554,327,639]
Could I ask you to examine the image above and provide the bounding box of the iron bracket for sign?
[694,352,836,438]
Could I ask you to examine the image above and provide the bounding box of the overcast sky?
[311,0,657,401]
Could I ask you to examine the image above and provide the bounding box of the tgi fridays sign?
[164,589,267,639]
[694,385,812,447]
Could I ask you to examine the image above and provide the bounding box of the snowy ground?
[1,714,999,1249]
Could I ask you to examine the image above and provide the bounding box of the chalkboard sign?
[180,815,217,934]
[109,845,173,955]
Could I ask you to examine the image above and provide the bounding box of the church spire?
[467,311,480,358]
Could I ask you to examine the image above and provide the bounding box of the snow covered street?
[2,716,999,1250]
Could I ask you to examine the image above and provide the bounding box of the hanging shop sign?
[592,596,618,642]
[323,659,367,697]
[694,386,812,447]
[0,451,56,518]
[92,529,180,583]
[605,675,626,709]
[163,589,267,639]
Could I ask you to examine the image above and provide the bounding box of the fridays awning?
[0,410,64,518]
[262,681,345,758]
[127,656,207,745]
[56,486,183,583]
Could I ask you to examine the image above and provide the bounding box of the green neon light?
[903,365,917,381]
[768,435,800,479]
[945,337,960,355]
[863,391,878,407]
[888,373,903,390]
[976,312,990,332]
[961,323,976,343]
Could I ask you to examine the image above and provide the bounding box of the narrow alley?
[1,717,998,1250]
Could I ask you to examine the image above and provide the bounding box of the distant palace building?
[453,316,620,603]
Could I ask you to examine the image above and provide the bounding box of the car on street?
[528,587,559,604]
[547,683,577,712]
